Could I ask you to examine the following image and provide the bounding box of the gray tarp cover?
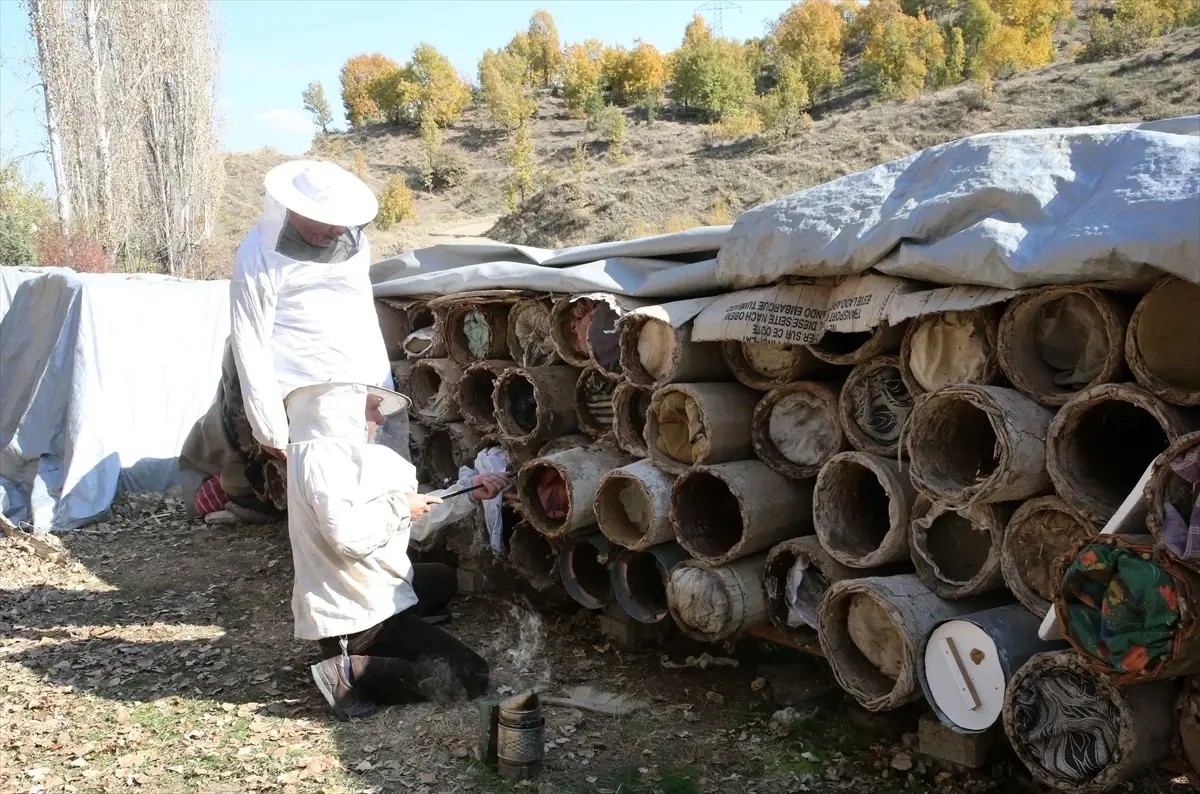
[717,116,1200,289]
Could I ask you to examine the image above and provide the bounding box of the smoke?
[488,601,551,689]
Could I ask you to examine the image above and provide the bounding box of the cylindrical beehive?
[557,532,614,610]
[620,314,729,386]
[907,385,1055,507]
[751,381,847,479]
[508,298,561,367]
[410,358,465,424]
[400,301,445,359]
[762,536,909,644]
[817,574,997,712]
[909,496,1014,600]
[838,356,913,457]
[390,359,414,412]
[409,422,430,482]
[1145,430,1200,554]
[900,307,1002,395]
[611,543,689,624]
[508,521,560,591]
[813,452,917,569]
[1047,383,1198,524]
[494,366,581,446]
[807,321,906,367]
[645,382,759,474]
[517,444,633,537]
[721,340,825,391]
[1003,651,1176,793]
[422,423,486,486]
[920,605,1067,734]
[612,381,653,458]
[1126,277,1200,406]
[1001,496,1097,617]
[672,461,814,566]
[1053,534,1200,683]
[551,294,643,375]
[997,286,1128,407]
[457,359,509,434]
[594,459,675,550]
[667,553,768,643]
[444,302,511,365]
[376,298,414,360]
[574,366,616,439]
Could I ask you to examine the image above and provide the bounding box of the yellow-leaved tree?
[526,10,564,87]
[864,13,945,100]
[371,44,471,128]
[561,42,604,118]
[773,0,847,98]
[959,0,1071,78]
[339,53,400,128]
[608,39,669,104]
[683,13,713,47]
[480,48,536,129]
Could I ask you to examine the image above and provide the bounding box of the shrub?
[562,42,604,118]
[756,57,811,137]
[506,120,536,205]
[0,213,37,266]
[36,229,107,272]
[352,150,367,180]
[376,177,417,229]
[597,106,628,162]
[703,111,764,143]
[1084,0,1174,60]
[421,148,468,192]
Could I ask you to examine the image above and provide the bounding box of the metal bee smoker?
[476,690,544,782]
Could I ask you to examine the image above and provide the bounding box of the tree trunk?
[26,0,72,232]
[84,0,113,260]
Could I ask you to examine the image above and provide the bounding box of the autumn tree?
[372,44,471,128]
[773,0,847,97]
[340,53,399,127]
[606,39,668,104]
[684,13,713,46]
[480,48,536,128]
[302,81,333,133]
[561,41,604,117]
[756,57,810,136]
[526,10,563,87]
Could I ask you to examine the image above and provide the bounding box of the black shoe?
[310,657,377,721]
[422,609,452,626]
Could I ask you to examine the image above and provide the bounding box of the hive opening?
[813,330,874,358]
[923,512,992,584]
[569,542,612,603]
[1063,400,1169,506]
[510,525,556,588]
[426,429,458,484]
[674,472,743,559]
[587,303,624,375]
[824,591,904,698]
[410,367,442,410]
[521,463,569,528]
[500,374,539,434]
[460,368,499,427]
[622,551,668,616]
[1132,280,1200,392]
[595,475,650,547]
[919,398,999,492]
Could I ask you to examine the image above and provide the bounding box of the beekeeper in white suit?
[284,381,506,720]
[180,160,393,522]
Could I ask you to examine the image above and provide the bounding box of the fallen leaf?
[419,773,436,784]
[891,752,913,772]
[354,760,374,772]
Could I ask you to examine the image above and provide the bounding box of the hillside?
[215,26,1200,267]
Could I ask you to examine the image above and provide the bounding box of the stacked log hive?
[376,273,1200,791]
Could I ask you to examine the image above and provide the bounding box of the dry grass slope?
[215,27,1200,266]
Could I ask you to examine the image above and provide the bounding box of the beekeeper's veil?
[284,382,411,460]
[258,160,379,264]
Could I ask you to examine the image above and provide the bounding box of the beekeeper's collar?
[285,382,411,458]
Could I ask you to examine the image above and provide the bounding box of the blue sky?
[0,0,796,192]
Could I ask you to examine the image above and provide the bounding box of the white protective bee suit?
[232,161,392,453]
[284,382,476,641]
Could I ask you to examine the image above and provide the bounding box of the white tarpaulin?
[717,116,1200,291]
[371,226,727,298]
[0,268,229,531]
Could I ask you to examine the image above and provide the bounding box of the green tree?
[301,80,333,133]
[757,57,810,137]
[670,36,755,120]
[945,26,967,84]
[561,42,604,118]
[479,49,536,128]
[505,119,536,208]
[372,44,472,127]
[339,53,400,127]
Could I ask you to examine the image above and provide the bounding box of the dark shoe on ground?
[310,657,377,721]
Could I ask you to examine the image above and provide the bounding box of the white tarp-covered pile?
[0,269,229,531]
[371,117,1200,339]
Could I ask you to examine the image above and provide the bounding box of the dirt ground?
[0,494,1186,794]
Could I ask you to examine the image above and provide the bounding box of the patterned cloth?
[1162,437,1200,561]
[1010,667,1120,785]
[849,365,912,448]
[1060,544,1180,674]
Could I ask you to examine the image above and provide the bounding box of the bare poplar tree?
[23,0,72,232]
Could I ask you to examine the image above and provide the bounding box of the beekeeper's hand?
[471,473,509,501]
[264,446,287,460]
[407,492,442,520]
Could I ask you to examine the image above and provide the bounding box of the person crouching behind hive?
[284,381,508,720]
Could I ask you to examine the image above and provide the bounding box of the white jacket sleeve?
[312,488,411,560]
[230,256,289,450]
[409,467,478,542]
